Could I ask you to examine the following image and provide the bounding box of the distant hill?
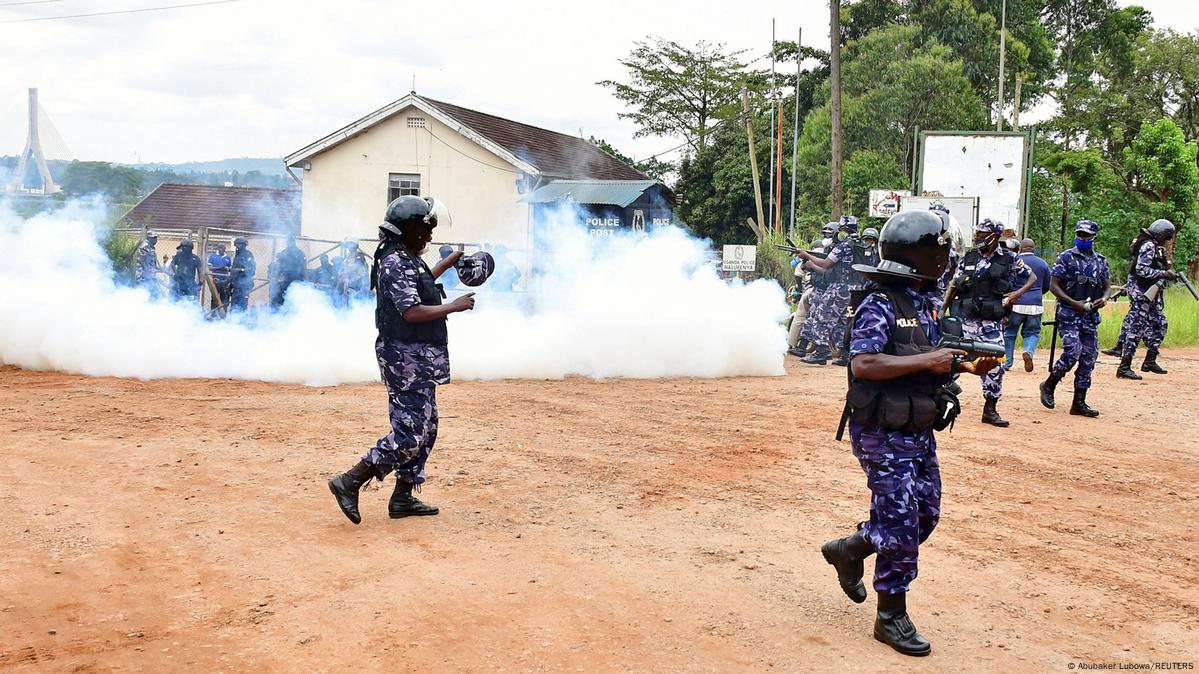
[129,157,289,177]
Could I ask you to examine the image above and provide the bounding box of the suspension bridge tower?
[8,88,63,195]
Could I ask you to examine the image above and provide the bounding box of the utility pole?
[829,0,844,218]
[1012,75,1023,130]
[789,28,802,235]
[742,86,766,240]
[996,0,1008,131]
[768,19,777,233]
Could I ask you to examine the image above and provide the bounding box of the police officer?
[271,234,307,308]
[207,243,232,310]
[133,230,160,295]
[229,237,257,313]
[328,196,476,524]
[168,239,202,301]
[1039,219,1111,416]
[1116,219,1176,379]
[942,218,1035,427]
[798,222,838,361]
[820,209,1000,657]
[800,216,875,366]
[334,239,370,306]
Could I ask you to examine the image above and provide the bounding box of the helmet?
[1145,218,1174,241]
[233,237,248,248]
[1075,219,1100,236]
[145,230,158,241]
[928,203,950,215]
[821,221,838,236]
[852,210,951,282]
[839,215,859,232]
[179,239,194,250]
[861,227,880,241]
[975,218,1004,235]
[456,251,496,287]
[381,196,450,238]
[341,238,358,250]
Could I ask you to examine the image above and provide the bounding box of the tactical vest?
[838,286,957,437]
[847,241,877,287]
[1131,239,1168,293]
[951,249,1012,320]
[375,245,448,345]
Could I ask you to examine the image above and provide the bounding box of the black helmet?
[233,237,248,248]
[853,210,951,282]
[381,196,449,238]
[1145,218,1175,242]
[179,239,194,250]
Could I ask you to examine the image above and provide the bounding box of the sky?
[0,0,1194,166]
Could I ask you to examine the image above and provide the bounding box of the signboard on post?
[869,189,912,218]
[721,244,757,272]
[915,130,1033,234]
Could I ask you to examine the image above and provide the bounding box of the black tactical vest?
[1131,239,1168,293]
[839,287,957,435]
[375,245,448,345]
[952,249,1013,320]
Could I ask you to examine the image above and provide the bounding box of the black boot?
[328,460,375,525]
[820,529,875,604]
[873,592,931,657]
[981,397,1009,427]
[1116,356,1143,380]
[1101,343,1123,357]
[388,480,439,518]
[1141,350,1168,375]
[1039,373,1062,409]
[831,350,850,367]
[801,346,829,365]
[1069,388,1100,417]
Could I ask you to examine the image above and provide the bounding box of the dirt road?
[1,350,1196,672]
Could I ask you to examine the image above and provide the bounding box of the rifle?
[774,237,829,259]
[1147,273,1199,302]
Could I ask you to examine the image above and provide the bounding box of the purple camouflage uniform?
[848,286,943,594]
[951,247,1031,400]
[362,250,450,485]
[1051,247,1109,388]
[1119,239,1169,359]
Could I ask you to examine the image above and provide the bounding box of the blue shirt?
[1012,252,1050,307]
[208,252,231,280]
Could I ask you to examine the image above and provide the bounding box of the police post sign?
[721,245,757,272]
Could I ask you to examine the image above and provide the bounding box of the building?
[284,93,673,250]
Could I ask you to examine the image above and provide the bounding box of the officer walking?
[820,209,1000,657]
[328,196,476,524]
[1039,219,1111,416]
[168,239,202,301]
[229,237,257,313]
[133,230,160,296]
[797,222,838,361]
[1004,238,1051,371]
[942,219,1035,427]
[1115,219,1176,379]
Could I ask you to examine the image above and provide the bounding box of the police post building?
[286,93,675,278]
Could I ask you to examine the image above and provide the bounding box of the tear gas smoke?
[0,200,788,385]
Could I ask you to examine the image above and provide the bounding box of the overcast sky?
[0,0,1193,166]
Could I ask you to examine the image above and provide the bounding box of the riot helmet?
[233,237,248,249]
[381,196,450,238]
[179,239,194,251]
[1145,218,1175,242]
[852,210,951,283]
[861,227,880,243]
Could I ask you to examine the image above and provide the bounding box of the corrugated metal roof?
[521,180,658,207]
[120,184,301,234]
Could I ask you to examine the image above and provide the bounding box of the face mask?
[1075,238,1094,252]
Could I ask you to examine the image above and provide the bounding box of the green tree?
[598,38,753,152]
[587,136,674,182]
[843,149,907,219]
[58,161,144,205]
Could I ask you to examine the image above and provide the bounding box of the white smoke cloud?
[0,200,787,385]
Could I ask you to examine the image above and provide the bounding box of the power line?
[0,0,65,6]
[0,0,238,24]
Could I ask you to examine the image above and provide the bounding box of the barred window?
[388,173,420,203]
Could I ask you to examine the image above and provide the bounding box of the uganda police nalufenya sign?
[869,189,912,218]
[721,244,757,272]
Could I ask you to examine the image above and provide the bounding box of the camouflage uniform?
[822,237,862,349]
[362,250,450,485]
[1119,240,1169,360]
[133,240,159,291]
[847,287,943,594]
[951,249,1031,400]
[1049,247,1109,389]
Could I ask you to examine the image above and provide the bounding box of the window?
[388,173,420,203]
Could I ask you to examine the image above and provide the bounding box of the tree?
[587,136,674,182]
[598,38,753,152]
[843,149,907,218]
[58,161,143,205]
[1122,118,1199,227]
